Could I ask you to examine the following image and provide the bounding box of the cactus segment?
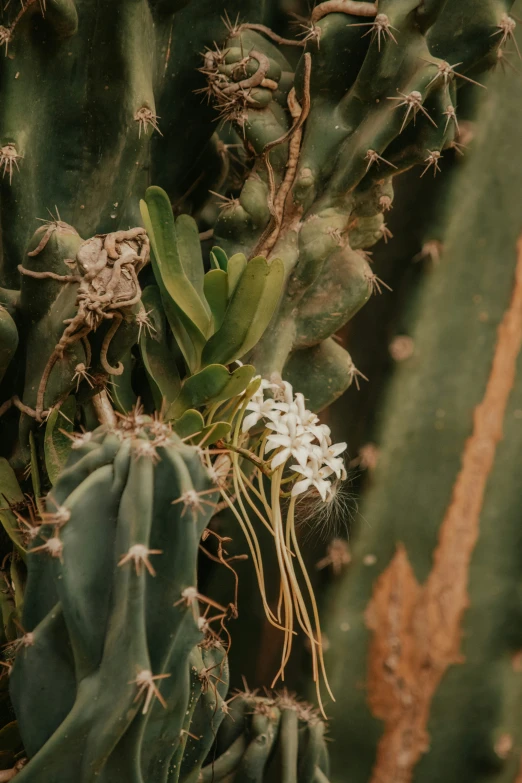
[9,416,221,781]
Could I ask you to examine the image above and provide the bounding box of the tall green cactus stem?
[204,0,514,410]
[0,0,264,289]
[8,414,227,781]
[3,403,336,781]
[322,42,522,783]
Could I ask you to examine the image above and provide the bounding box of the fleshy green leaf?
[167,364,255,420]
[140,188,211,371]
[238,257,284,357]
[176,214,207,304]
[141,188,210,332]
[203,270,228,332]
[193,421,231,446]
[140,286,181,408]
[44,396,76,485]
[227,253,247,297]
[201,257,284,367]
[172,409,205,440]
[211,246,228,272]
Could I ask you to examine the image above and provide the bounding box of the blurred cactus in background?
[0,0,518,780]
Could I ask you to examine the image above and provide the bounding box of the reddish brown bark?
[365,237,522,783]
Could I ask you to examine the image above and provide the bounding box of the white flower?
[315,423,332,445]
[311,440,347,479]
[265,416,315,469]
[242,396,281,433]
[273,392,319,427]
[290,457,334,501]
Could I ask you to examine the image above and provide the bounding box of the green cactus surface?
[321,36,522,783]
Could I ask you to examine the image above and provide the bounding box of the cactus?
[200,0,514,410]
[198,689,331,783]
[4,409,335,781]
[8,417,226,781]
[321,36,522,783]
[0,0,518,780]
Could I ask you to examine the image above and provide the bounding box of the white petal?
[317,424,332,445]
[293,446,312,468]
[329,442,347,457]
[325,456,345,478]
[314,478,330,502]
[272,402,291,413]
[271,447,291,468]
[266,433,290,448]
[242,411,261,433]
[290,463,312,479]
[266,420,289,435]
[291,478,312,497]
[319,466,334,479]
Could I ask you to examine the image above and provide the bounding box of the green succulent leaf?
[210,246,228,272]
[172,409,205,440]
[175,214,208,302]
[201,257,284,367]
[44,396,76,485]
[227,253,247,297]
[168,364,255,420]
[203,270,228,332]
[141,187,210,331]
[140,187,210,372]
[140,286,181,408]
[193,421,231,446]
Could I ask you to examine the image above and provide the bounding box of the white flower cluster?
[242,378,347,501]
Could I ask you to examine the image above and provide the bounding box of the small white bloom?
[316,423,332,446]
[272,391,318,427]
[290,458,334,501]
[311,440,347,479]
[266,411,302,437]
[242,396,281,433]
[296,393,320,428]
[265,416,315,469]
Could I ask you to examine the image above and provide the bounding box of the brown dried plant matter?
[18,226,149,420]
[252,52,312,258]
[365,235,522,783]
